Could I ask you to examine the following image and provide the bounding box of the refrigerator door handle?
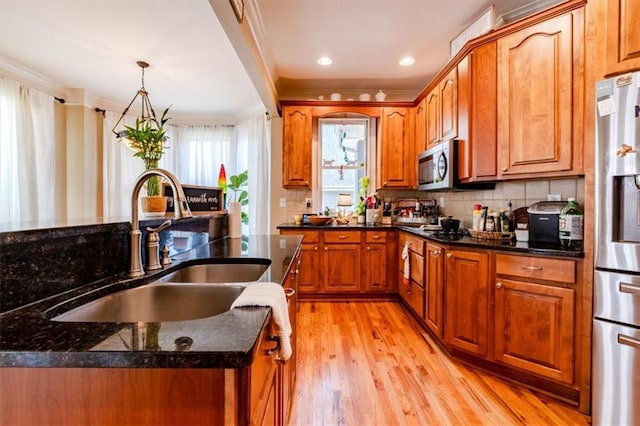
[618,334,640,350]
[620,282,640,296]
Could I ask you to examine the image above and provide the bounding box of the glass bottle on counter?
[559,198,584,251]
[472,204,482,231]
[499,209,510,233]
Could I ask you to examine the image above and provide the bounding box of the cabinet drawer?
[496,254,576,284]
[324,231,361,244]
[280,229,320,243]
[399,278,425,317]
[366,231,388,243]
[250,323,278,420]
[399,232,425,256]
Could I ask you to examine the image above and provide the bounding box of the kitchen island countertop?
[0,234,303,369]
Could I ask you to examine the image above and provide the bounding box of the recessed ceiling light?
[317,56,333,66]
[399,56,416,66]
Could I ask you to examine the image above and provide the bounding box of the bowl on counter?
[307,215,334,226]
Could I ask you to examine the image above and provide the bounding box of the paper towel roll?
[228,201,242,238]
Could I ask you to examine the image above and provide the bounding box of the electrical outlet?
[305,198,312,209]
[547,193,561,201]
[439,197,445,207]
[279,197,286,208]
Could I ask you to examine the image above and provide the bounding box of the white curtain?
[237,113,271,234]
[0,76,57,224]
[167,125,239,187]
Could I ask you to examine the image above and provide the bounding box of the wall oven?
[593,71,639,425]
[418,139,455,191]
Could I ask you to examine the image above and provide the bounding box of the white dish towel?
[401,241,411,284]
[230,282,292,361]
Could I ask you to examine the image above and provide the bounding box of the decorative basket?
[469,230,514,240]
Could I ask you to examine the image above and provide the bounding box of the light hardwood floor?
[288,301,590,426]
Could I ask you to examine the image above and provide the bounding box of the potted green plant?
[226,170,248,238]
[122,106,171,214]
[356,176,369,224]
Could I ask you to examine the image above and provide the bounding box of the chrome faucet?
[129,168,193,277]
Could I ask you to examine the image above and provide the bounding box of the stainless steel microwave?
[418,139,455,191]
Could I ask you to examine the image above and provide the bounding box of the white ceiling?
[0,0,556,121]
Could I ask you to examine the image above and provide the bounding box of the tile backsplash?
[283,177,584,229]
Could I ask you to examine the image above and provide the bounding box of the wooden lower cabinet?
[324,241,361,292]
[279,229,396,297]
[280,249,299,424]
[444,248,490,357]
[424,242,445,338]
[494,253,576,384]
[398,232,426,317]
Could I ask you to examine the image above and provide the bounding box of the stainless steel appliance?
[593,71,640,425]
[418,139,455,191]
[527,201,565,245]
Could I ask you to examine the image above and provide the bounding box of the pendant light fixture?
[111,60,162,141]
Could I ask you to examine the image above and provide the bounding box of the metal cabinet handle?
[265,335,281,355]
[367,246,371,250]
[502,167,508,172]
[523,265,543,271]
[284,288,296,299]
[496,282,503,289]
[314,246,319,251]
[431,250,441,257]
[338,235,347,239]
[618,334,640,350]
[620,282,640,296]
[371,235,381,240]
[324,247,328,251]
[446,253,452,258]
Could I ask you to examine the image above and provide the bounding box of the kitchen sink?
[161,261,270,283]
[51,282,247,323]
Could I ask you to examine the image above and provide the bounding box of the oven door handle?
[618,334,640,350]
[620,282,640,296]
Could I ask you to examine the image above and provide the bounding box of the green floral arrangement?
[356,176,370,215]
[228,170,249,225]
[122,106,171,196]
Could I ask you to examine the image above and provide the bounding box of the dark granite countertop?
[0,234,303,369]
[277,222,583,258]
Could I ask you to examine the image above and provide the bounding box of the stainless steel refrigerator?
[593,71,640,424]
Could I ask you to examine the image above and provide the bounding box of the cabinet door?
[364,243,388,291]
[425,90,440,148]
[424,243,444,338]
[497,13,575,176]
[439,68,458,141]
[281,254,298,424]
[415,97,427,154]
[605,0,640,76]
[444,249,489,357]
[457,42,498,183]
[494,279,575,384]
[378,108,414,188]
[323,244,361,291]
[282,106,312,188]
[298,243,322,293]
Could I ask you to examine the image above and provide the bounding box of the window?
[317,118,373,215]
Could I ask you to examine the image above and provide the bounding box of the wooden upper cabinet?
[425,89,439,148]
[497,11,582,177]
[426,67,458,149]
[378,107,415,188]
[282,106,312,188]
[605,0,640,76]
[457,42,498,183]
[439,68,458,141]
[415,98,427,154]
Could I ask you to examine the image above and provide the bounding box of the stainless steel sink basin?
[161,262,270,283]
[51,283,247,323]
